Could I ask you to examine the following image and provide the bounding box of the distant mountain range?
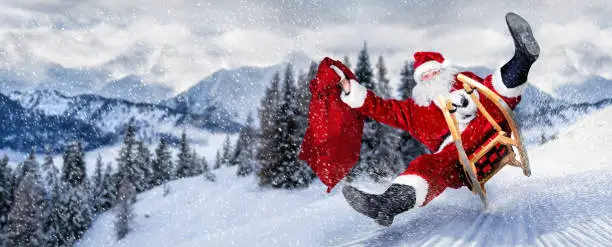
[162,51,315,122]
[1,89,241,153]
[1,48,610,154]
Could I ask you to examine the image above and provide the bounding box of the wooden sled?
[436,74,531,209]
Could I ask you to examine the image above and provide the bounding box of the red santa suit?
[339,52,527,207]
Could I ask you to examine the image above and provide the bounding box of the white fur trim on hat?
[340,79,367,108]
[492,68,527,98]
[413,59,451,82]
[392,175,429,207]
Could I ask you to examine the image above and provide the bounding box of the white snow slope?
[78,106,612,247]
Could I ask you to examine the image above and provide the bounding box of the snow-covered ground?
[77,106,612,247]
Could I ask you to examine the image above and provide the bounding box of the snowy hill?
[164,51,315,122]
[2,90,241,153]
[78,106,612,246]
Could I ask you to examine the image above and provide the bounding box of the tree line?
[0,122,216,246]
[0,41,425,246]
[221,42,426,188]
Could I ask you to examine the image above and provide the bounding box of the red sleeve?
[352,90,414,133]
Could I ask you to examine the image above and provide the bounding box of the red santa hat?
[413,51,451,82]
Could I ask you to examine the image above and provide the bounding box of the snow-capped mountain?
[0,40,183,104]
[0,64,175,104]
[553,75,612,104]
[164,51,315,122]
[0,93,114,152]
[516,86,612,145]
[35,63,111,96]
[3,89,242,153]
[99,75,174,104]
[77,105,612,247]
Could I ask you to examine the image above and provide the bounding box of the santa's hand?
[331,65,351,94]
[449,91,477,124]
[450,92,469,108]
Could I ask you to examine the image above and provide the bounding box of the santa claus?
[336,12,540,226]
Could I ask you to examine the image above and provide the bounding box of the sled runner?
[436,73,531,208]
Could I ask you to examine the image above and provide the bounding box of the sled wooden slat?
[437,95,488,206]
[456,74,531,177]
[436,73,532,209]
[499,136,517,146]
[469,132,503,163]
[462,82,503,132]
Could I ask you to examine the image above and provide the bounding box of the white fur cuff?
[340,79,367,108]
[492,68,527,98]
[392,175,429,207]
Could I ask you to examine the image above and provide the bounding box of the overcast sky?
[0,0,611,93]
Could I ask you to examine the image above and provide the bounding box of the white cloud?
[0,0,610,95]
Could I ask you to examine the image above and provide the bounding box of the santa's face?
[411,67,457,107]
[420,69,441,82]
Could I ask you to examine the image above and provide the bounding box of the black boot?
[342,184,416,227]
[501,12,540,88]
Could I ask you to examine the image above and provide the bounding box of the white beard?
[411,67,458,107]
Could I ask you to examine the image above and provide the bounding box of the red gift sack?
[299,57,365,193]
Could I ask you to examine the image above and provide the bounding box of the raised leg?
[500,12,540,88]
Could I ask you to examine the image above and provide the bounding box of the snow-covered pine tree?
[343,55,351,70]
[45,187,62,245]
[0,154,12,231]
[355,42,375,91]
[259,64,314,189]
[375,56,392,99]
[201,156,216,182]
[230,134,243,167]
[175,130,193,179]
[256,72,282,186]
[296,62,317,137]
[93,155,104,189]
[370,56,403,178]
[235,113,257,177]
[14,150,40,187]
[201,156,209,173]
[96,164,116,213]
[44,177,62,247]
[40,149,62,246]
[114,177,135,240]
[116,122,145,193]
[61,142,87,187]
[397,60,427,167]
[91,155,104,210]
[221,135,232,167]
[347,43,381,181]
[58,141,92,246]
[398,61,417,100]
[213,150,222,170]
[152,137,173,186]
[4,171,45,247]
[190,149,203,176]
[135,141,153,191]
[41,149,58,192]
[59,184,93,245]
[294,63,318,183]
